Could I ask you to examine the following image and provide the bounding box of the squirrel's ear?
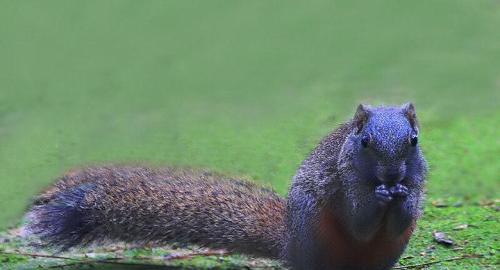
[402,103,420,133]
[354,104,371,134]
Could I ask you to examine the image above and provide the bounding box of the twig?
[164,250,230,260]
[0,251,176,268]
[0,251,82,262]
[394,254,484,269]
[47,262,85,269]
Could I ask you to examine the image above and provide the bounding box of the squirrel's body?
[27,104,427,270]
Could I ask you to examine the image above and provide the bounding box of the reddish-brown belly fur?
[319,208,415,269]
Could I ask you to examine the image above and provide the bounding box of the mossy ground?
[1,200,498,269]
[0,0,498,269]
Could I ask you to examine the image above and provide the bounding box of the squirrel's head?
[351,103,420,186]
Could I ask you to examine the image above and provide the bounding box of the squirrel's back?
[27,166,286,258]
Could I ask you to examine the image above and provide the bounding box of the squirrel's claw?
[389,184,409,198]
[375,184,393,203]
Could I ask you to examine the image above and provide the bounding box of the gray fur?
[285,103,427,269]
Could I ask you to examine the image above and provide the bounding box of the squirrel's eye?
[410,134,418,146]
[361,134,370,148]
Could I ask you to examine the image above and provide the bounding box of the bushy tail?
[27,184,101,250]
[26,166,287,258]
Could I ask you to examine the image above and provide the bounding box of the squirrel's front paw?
[375,184,393,204]
[389,184,409,198]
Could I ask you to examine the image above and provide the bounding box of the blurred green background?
[0,0,498,231]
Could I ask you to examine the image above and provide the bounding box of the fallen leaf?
[479,199,499,207]
[431,199,449,208]
[433,231,454,246]
[453,201,463,207]
[453,224,469,230]
[7,228,22,237]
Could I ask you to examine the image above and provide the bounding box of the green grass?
[0,0,498,269]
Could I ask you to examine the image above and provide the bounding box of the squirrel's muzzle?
[375,163,406,185]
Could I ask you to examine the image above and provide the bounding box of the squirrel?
[26,103,427,270]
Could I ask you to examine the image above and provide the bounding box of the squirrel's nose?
[377,165,406,185]
[384,171,403,184]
